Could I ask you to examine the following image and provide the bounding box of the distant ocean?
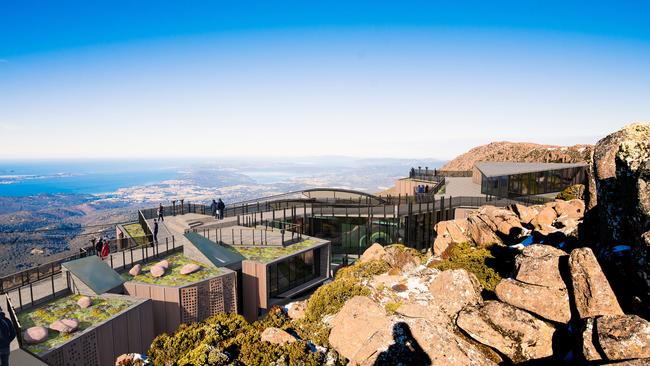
[0,161,181,197]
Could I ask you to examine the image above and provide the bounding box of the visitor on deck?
[217,198,225,220]
[157,203,164,221]
[0,308,16,366]
[100,240,110,260]
[95,237,103,256]
[211,199,218,218]
[425,185,429,193]
[153,219,159,246]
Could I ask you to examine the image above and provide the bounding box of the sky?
[1,1,649,160]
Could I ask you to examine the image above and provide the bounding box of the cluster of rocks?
[433,199,585,256]
[128,259,201,277]
[23,296,91,344]
[323,244,650,365]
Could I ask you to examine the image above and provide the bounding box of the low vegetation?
[148,308,323,366]
[556,184,585,201]
[431,242,502,291]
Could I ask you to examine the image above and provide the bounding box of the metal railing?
[2,235,179,310]
[409,167,473,180]
[191,221,303,247]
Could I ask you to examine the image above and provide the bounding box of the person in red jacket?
[101,240,110,260]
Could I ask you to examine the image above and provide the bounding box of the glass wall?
[268,249,321,297]
[481,166,586,198]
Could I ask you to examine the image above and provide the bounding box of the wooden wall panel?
[111,313,130,358]
[164,287,181,334]
[96,319,115,366]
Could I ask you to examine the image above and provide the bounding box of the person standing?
[157,203,165,222]
[100,240,110,260]
[153,219,159,246]
[217,199,225,220]
[0,309,16,366]
[211,199,218,218]
[95,237,103,256]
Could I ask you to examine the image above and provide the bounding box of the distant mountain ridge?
[442,141,593,171]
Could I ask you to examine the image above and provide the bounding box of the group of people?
[211,198,226,220]
[93,237,111,259]
[416,184,431,194]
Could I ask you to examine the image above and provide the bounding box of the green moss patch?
[123,253,226,287]
[230,239,321,264]
[431,242,502,291]
[18,294,135,355]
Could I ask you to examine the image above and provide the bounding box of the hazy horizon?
[1,1,648,160]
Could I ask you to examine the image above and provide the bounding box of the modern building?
[473,162,588,199]
[183,230,330,321]
[122,252,238,335]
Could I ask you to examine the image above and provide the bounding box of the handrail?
[5,294,22,347]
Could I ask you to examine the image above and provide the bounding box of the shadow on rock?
[374,322,431,366]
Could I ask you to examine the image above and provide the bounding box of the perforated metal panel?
[180,286,198,323]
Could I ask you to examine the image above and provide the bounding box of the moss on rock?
[431,242,502,291]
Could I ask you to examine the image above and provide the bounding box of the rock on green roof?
[123,253,227,287]
[18,294,136,355]
[62,256,125,295]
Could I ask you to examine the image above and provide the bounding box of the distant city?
[0,157,442,274]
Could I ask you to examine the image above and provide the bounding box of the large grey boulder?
[569,247,624,318]
[456,301,555,363]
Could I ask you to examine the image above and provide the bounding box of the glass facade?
[480,166,586,198]
[268,248,321,297]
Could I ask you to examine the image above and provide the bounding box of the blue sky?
[1,1,649,159]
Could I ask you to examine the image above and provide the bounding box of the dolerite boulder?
[476,206,524,239]
[496,245,571,323]
[569,247,624,318]
[514,245,568,289]
[179,263,201,275]
[582,318,602,362]
[587,123,650,302]
[77,296,92,309]
[398,317,498,366]
[428,269,482,318]
[467,215,503,247]
[358,243,386,263]
[495,279,570,324]
[596,315,650,361]
[150,265,165,278]
[156,260,170,269]
[287,300,307,320]
[433,219,470,256]
[23,326,48,344]
[457,301,555,363]
[260,327,296,345]
[328,296,393,365]
[50,318,79,333]
[128,264,142,276]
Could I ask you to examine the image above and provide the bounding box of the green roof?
[123,253,228,287]
[185,232,324,264]
[62,256,125,294]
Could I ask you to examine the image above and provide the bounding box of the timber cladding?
[39,296,154,366]
[124,270,238,336]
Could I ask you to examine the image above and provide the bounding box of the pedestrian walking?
[211,199,218,218]
[157,203,165,221]
[101,240,110,260]
[0,309,16,366]
[217,198,225,220]
[153,219,159,246]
